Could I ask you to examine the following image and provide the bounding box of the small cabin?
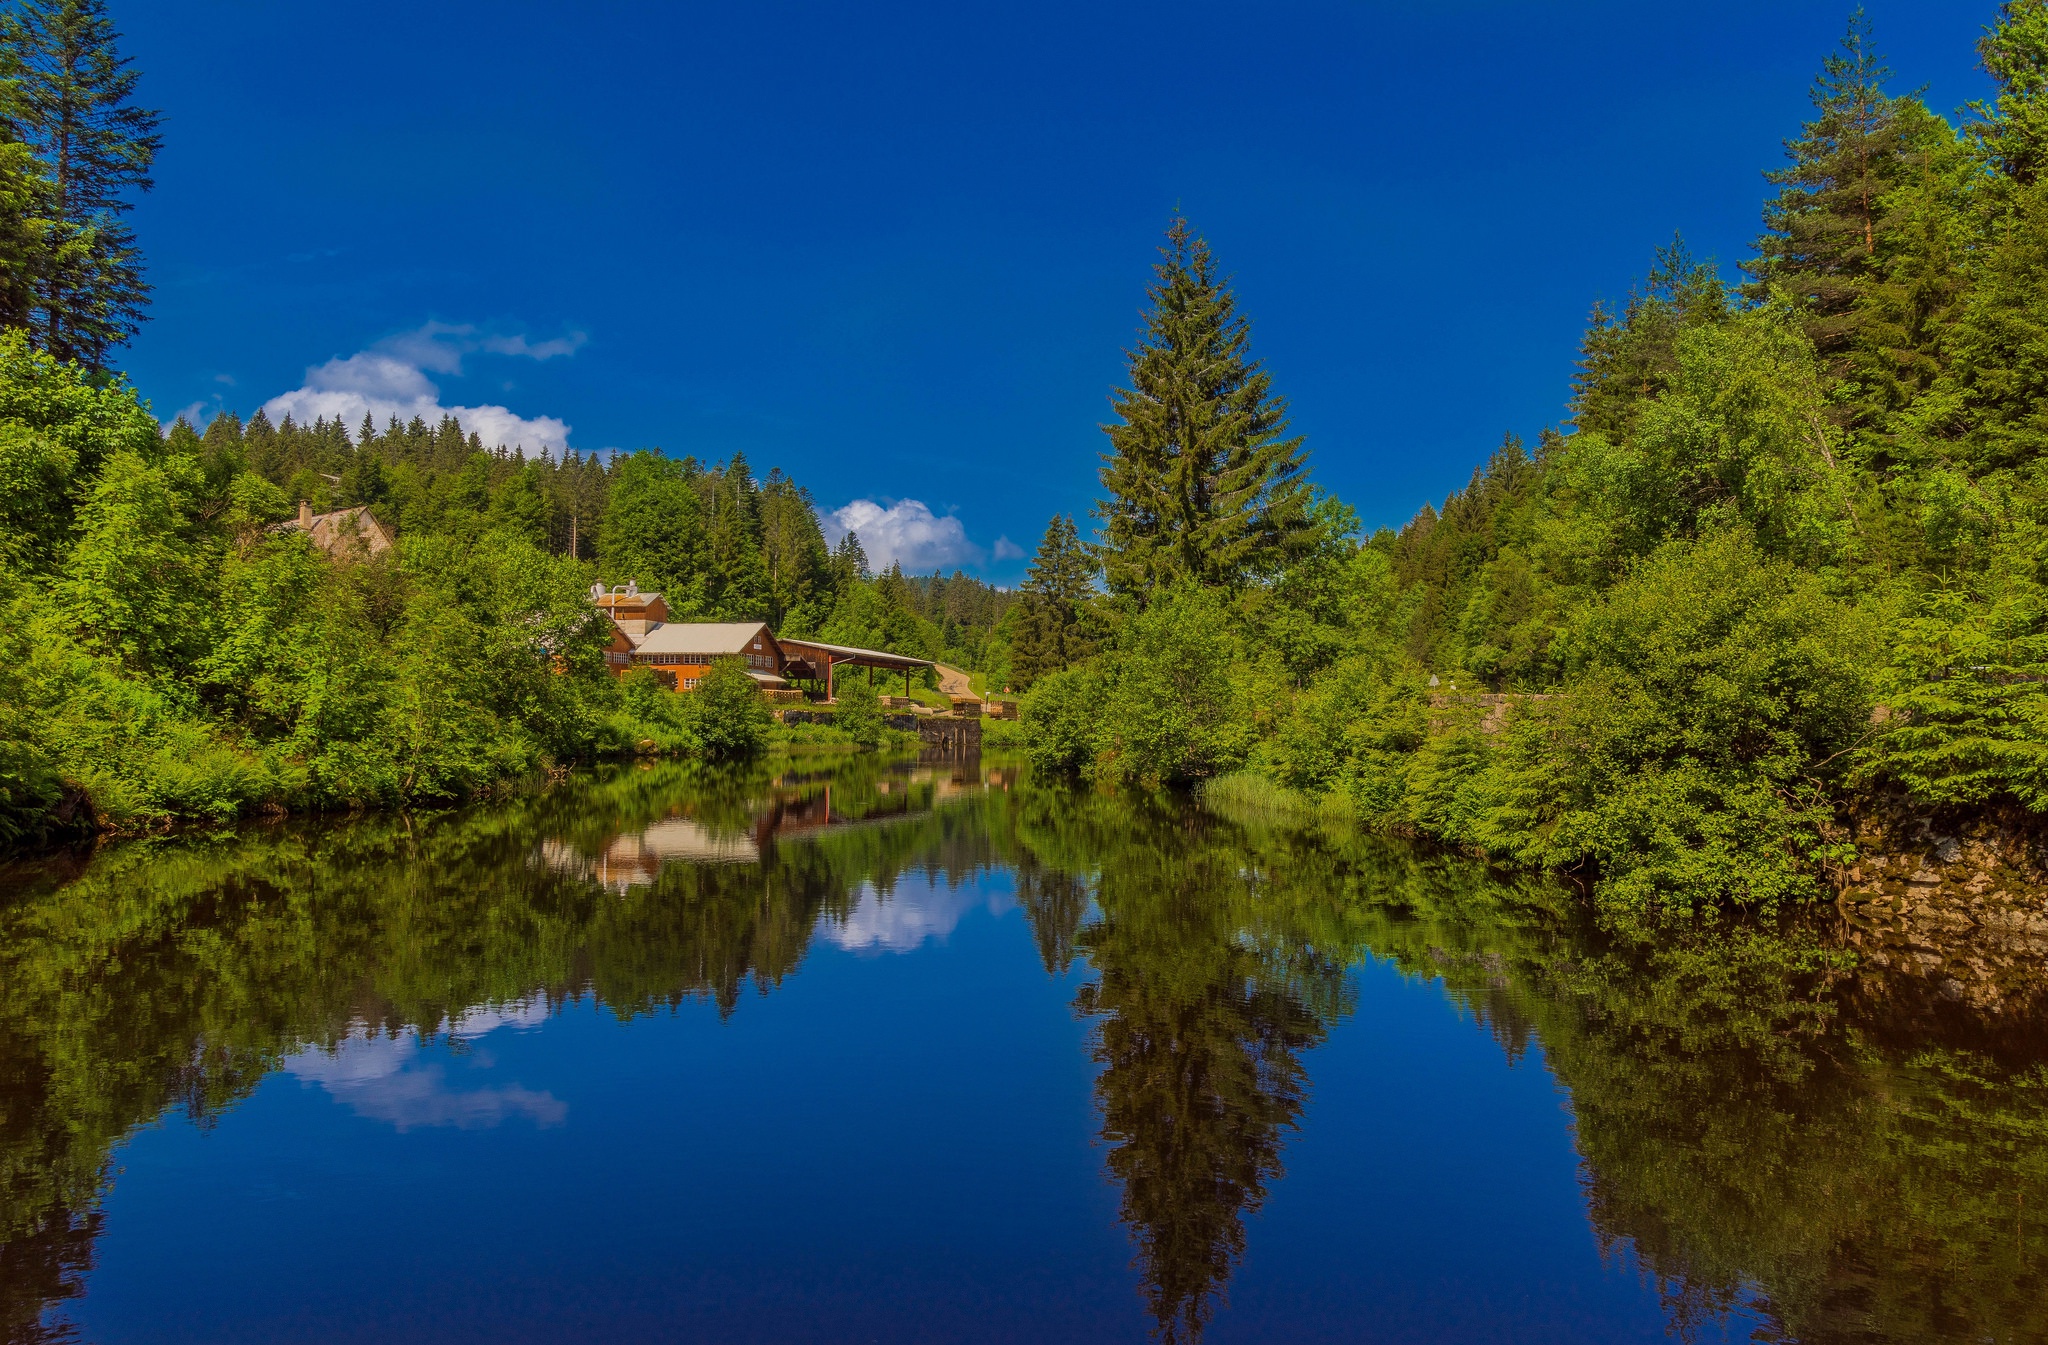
[273,502,394,558]
[628,620,788,691]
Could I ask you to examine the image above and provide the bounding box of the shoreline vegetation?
[1001,4,2048,915]
[10,2,2048,929]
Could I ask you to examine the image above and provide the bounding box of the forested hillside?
[0,0,1017,845]
[1018,3,2048,910]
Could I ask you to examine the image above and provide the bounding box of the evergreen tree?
[1971,0,2048,187]
[759,468,833,630]
[597,451,709,611]
[705,452,769,618]
[0,0,161,368]
[1010,514,1099,688]
[831,530,871,588]
[1098,216,1318,600]
[0,109,56,333]
[1746,12,1909,358]
[1572,236,1729,440]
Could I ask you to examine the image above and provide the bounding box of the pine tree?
[1097,216,1319,600]
[705,452,769,618]
[759,468,833,629]
[1971,0,2048,187]
[1010,514,1100,688]
[1746,12,1909,357]
[1,0,161,368]
[832,530,871,588]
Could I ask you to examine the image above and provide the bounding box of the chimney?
[298,500,313,528]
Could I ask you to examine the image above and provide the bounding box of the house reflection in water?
[539,754,1007,895]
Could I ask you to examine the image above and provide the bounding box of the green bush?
[1085,585,1263,785]
[831,673,887,750]
[1021,664,1101,773]
[1474,529,1874,909]
[682,658,772,759]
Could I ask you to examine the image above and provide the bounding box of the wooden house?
[588,582,934,697]
[274,502,394,558]
[630,620,789,690]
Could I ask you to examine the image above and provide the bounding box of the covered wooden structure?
[775,638,934,700]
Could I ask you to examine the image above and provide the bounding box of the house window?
[683,677,700,691]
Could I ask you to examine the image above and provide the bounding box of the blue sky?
[118,0,1993,581]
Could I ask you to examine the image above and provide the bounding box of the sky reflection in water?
[0,753,2042,1344]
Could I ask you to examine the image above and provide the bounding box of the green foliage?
[1970,0,2048,187]
[0,0,163,368]
[1862,553,2048,807]
[682,657,771,759]
[1021,663,1101,774]
[61,445,216,677]
[0,327,158,569]
[1486,530,1874,908]
[830,672,887,750]
[1098,216,1319,599]
[1008,513,1100,689]
[597,450,710,612]
[1745,12,1908,359]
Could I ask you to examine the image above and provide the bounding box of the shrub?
[1021,664,1100,773]
[831,673,887,750]
[683,658,772,759]
[1476,528,1874,909]
[1089,584,1260,785]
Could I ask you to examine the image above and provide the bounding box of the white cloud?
[282,1006,565,1132]
[262,321,582,454]
[991,535,1025,562]
[823,498,983,572]
[818,878,1015,954]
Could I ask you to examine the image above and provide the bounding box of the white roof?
[629,621,773,656]
[775,637,933,669]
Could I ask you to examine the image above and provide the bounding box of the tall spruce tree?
[1972,0,2048,187]
[1010,514,1099,688]
[705,452,769,618]
[1746,12,1909,357]
[1097,216,1318,600]
[758,468,834,630]
[0,0,161,368]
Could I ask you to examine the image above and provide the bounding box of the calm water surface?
[1,755,2043,1343]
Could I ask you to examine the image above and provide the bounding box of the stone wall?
[1835,801,2048,1011]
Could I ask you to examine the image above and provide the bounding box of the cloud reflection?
[283,999,565,1132]
[818,879,1014,953]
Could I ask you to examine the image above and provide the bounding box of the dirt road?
[935,664,980,703]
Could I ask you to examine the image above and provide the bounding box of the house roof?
[775,637,934,671]
[594,586,664,608]
[272,506,392,556]
[630,621,774,656]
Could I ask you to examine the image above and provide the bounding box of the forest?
[1007,2,2048,911]
[0,1,1016,845]
[11,0,2048,922]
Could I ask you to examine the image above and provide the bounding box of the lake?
[2,753,2042,1344]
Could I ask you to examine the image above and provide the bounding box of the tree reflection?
[1023,791,1354,1343]
[0,753,1014,1341]
[1,762,2045,1344]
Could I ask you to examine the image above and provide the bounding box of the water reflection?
[819,879,1015,953]
[284,1002,564,1132]
[0,751,2043,1344]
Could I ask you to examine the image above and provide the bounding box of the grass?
[1198,770,1357,829]
[980,716,1028,749]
